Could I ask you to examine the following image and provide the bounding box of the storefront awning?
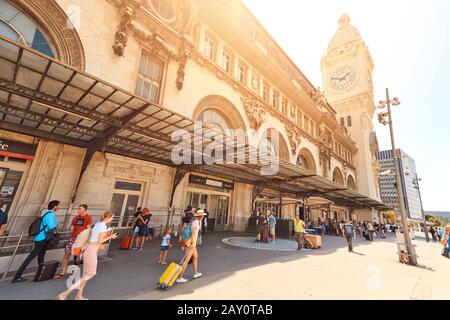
[0,35,391,211]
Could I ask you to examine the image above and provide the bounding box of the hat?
[194,209,207,217]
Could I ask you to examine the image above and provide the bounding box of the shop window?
[6,157,27,164]
[135,52,163,103]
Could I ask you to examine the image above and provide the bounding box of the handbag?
[44,232,60,250]
[442,247,449,258]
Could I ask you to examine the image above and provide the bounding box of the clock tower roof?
[328,14,364,53]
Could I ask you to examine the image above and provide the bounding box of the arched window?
[0,0,57,58]
[197,110,231,134]
[332,168,345,185]
[150,0,175,21]
[347,175,356,190]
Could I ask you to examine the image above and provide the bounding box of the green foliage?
[426,215,445,227]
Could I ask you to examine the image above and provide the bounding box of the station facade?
[0,0,386,235]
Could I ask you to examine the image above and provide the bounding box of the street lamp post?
[413,176,430,242]
[378,88,417,266]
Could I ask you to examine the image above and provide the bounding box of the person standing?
[136,208,151,251]
[12,200,60,283]
[54,204,92,279]
[268,212,277,243]
[130,208,143,249]
[57,212,118,300]
[255,213,266,242]
[367,222,374,242]
[202,208,209,235]
[159,227,173,265]
[146,213,154,241]
[344,220,356,252]
[176,210,207,283]
[294,215,306,251]
[0,200,8,237]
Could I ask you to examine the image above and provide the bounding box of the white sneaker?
[193,273,202,279]
[176,277,188,283]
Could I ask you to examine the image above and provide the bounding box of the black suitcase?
[262,225,270,243]
[33,261,59,282]
[365,233,370,241]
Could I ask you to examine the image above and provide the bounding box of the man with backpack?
[12,200,60,283]
[344,220,356,252]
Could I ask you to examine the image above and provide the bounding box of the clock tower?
[321,14,381,214]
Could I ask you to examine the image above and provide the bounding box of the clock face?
[329,67,357,91]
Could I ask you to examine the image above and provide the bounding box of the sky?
[243,0,450,212]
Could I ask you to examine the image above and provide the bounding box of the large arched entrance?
[332,167,345,185]
[1,0,85,69]
[296,148,317,173]
[347,175,356,190]
[188,96,248,232]
[259,128,290,162]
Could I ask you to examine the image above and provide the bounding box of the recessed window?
[304,116,310,132]
[114,181,142,192]
[222,48,233,73]
[203,35,216,61]
[340,117,345,127]
[262,82,269,102]
[281,98,287,115]
[290,105,296,119]
[135,52,163,103]
[238,63,247,84]
[272,90,279,109]
[347,116,352,127]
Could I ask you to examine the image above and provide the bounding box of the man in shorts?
[268,212,277,243]
[54,204,92,279]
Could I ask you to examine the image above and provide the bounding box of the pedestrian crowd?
[5,199,450,299]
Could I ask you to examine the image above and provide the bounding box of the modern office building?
[377,149,423,220]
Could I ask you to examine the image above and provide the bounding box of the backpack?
[182,222,193,241]
[28,211,51,237]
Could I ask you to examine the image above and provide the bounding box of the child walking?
[159,227,172,265]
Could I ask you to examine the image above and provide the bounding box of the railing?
[0,231,73,280]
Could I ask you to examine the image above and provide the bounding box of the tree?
[426,215,444,227]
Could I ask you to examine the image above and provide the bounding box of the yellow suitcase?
[158,262,183,290]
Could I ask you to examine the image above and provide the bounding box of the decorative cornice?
[112,0,142,56]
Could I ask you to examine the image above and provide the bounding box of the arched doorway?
[347,175,356,190]
[259,128,290,162]
[332,167,345,185]
[0,0,85,69]
[297,148,317,173]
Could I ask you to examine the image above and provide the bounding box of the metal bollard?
[2,233,24,280]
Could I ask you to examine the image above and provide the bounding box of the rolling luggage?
[33,261,59,282]
[120,229,134,250]
[261,225,270,243]
[304,234,321,249]
[365,232,371,241]
[158,253,188,290]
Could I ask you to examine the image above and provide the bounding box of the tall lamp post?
[413,176,430,242]
[377,88,417,265]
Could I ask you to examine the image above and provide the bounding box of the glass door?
[110,181,142,227]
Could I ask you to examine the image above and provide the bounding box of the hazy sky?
[243,0,450,211]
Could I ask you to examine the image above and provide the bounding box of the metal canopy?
[0,36,391,211]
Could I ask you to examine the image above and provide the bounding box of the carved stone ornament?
[176,40,190,90]
[319,144,332,170]
[241,97,266,130]
[286,124,302,154]
[112,0,142,56]
[309,87,329,113]
[318,123,333,148]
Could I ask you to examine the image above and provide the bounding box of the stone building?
[0,0,387,235]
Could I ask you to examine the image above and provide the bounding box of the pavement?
[0,231,448,300]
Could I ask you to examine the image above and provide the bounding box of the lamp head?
[392,97,401,106]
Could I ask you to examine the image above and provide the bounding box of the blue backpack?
[181,222,193,241]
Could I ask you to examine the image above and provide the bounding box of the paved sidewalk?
[0,232,447,300]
